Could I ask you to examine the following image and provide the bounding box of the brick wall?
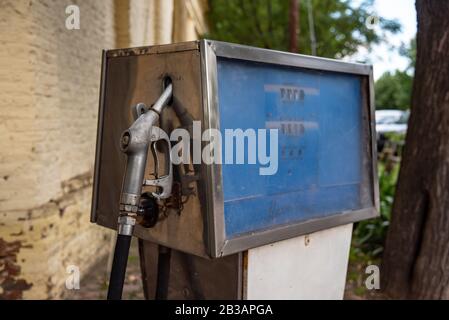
[0,0,207,299]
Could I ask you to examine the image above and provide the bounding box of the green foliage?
[383,132,407,156]
[383,131,406,144]
[351,158,400,259]
[375,70,413,110]
[375,38,416,110]
[206,0,401,59]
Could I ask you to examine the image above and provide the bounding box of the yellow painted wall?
[0,0,207,299]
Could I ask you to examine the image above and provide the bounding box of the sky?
[347,0,417,80]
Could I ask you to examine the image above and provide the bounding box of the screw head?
[121,133,130,147]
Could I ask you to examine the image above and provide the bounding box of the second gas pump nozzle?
[118,83,173,236]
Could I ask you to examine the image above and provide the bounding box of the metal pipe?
[152,83,173,113]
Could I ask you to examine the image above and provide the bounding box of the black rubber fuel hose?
[107,234,132,300]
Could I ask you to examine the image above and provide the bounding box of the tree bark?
[288,0,299,52]
[381,0,449,299]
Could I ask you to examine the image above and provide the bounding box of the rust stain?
[106,41,199,58]
[0,238,32,299]
[304,234,311,246]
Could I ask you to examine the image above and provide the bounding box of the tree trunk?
[288,0,299,52]
[381,0,449,299]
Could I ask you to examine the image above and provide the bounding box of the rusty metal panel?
[138,240,241,300]
[92,41,210,257]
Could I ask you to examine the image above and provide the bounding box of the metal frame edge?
[200,40,227,258]
[209,40,372,75]
[90,50,108,223]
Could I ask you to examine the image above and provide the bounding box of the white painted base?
[244,224,353,300]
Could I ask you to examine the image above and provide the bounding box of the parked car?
[375,109,409,153]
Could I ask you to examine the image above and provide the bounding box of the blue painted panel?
[217,58,370,238]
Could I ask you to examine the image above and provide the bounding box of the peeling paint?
[0,171,112,299]
[0,238,32,299]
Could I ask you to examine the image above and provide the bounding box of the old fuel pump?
[92,40,379,300]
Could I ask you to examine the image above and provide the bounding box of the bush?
[351,156,400,259]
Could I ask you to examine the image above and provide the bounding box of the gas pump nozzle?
[107,83,173,300]
[118,83,173,236]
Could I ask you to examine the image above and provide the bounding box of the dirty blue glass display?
[217,57,368,238]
